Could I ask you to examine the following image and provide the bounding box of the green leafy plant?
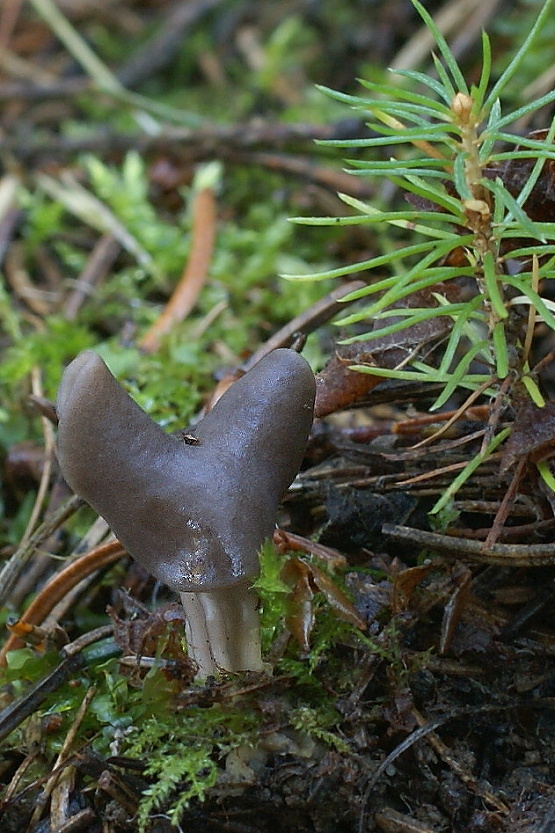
[288,0,555,510]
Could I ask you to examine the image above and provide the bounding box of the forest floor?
[1,1,555,831]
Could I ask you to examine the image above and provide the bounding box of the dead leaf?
[500,394,555,472]
[315,285,459,417]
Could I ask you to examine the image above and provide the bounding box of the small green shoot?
[288,0,555,503]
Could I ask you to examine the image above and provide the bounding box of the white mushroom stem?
[179,580,263,677]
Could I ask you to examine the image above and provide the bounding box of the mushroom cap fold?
[56,349,315,592]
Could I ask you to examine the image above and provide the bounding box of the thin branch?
[139,165,219,353]
[0,540,125,663]
[0,494,83,610]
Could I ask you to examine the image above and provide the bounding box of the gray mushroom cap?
[56,349,315,592]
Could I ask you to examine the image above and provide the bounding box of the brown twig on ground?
[227,150,376,199]
[4,241,54,316]
[64,233,120,321]
[412,706,509,814]
[382,523,555,566]
[242,279,366,371]
[0,0,24,51]
[29,686,97,829]
[18,368,56,548]
[374,807,441,832]
[483,456,528,549]
[0,540,125,663]
[115,0,226,89]
[0,494,83,609]
[0,626,115,745]
[390,0,503,71]
[273,529,347,570]
[2,119,370,161]
[139,169,218,353]
[358,702,513,833]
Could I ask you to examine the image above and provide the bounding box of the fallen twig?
[383,523,555,566]
[139,162,219,353]
[0,626,117,745]
[0,494,83,610]
[0,540,125,663]
[242,279,366,371]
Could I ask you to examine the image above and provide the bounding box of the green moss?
[125,699,260,830]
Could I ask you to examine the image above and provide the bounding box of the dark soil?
[2,2,555,832]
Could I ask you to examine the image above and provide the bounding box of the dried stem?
[139,164,218,353]
[0,539,124,663]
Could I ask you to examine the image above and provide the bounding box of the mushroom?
[56,349,315,677]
